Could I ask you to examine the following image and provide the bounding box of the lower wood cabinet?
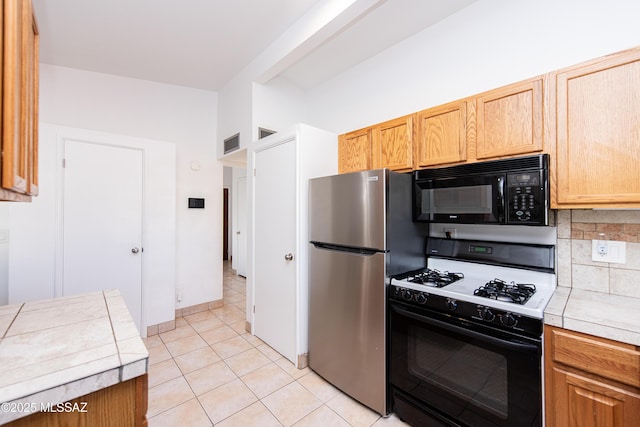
[545,326,640,427]
[5,374,148,427]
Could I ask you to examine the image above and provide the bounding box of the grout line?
[147,265,387,426]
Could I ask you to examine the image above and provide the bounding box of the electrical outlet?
[444,228,457,239]
[592,239,626,264]
[176,288,184,302]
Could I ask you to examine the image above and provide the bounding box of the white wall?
[8,124,176,331]
[217,70,253,158]
[305,0,640,133]
[252,77,309,138]
[4,65,221,327]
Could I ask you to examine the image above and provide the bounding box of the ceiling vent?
[258,128,276,139]
[223,133,240,154]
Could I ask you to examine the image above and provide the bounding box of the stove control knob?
[447,299,458,311]
[501,313,518,327]
[416,293,428,304]
[401,289,413,301]
[479,307,495,321]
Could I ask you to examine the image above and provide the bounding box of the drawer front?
[551,328,640,388]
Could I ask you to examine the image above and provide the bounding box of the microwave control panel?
[506,171,545,224]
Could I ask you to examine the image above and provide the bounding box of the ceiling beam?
[254,0,387,85]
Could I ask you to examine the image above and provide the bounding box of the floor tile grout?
[145,261,409,427]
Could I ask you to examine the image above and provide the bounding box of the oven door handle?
[391,304,539,353]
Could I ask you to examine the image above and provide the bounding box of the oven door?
[389,301,542,427]
[414,173,505,223]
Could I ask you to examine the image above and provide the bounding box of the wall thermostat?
[188,198,205,209]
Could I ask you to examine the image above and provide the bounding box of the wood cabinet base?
[5,374,148,427]
[545,326,640,427]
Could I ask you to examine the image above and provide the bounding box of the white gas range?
[389,237,556,336]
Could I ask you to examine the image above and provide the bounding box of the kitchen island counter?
[544,287,640,346]
[0,290,148,424]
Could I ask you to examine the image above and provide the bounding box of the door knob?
[131,247,140,254]
[284,253,294,261]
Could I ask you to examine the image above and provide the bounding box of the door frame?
[223,188,229,260]
[233,175,247,277]
[54,136,146,327]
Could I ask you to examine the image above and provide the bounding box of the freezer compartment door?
[309,169,386,250]
[308,243,387,415]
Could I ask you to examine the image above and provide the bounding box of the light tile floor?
[144,261,410,427]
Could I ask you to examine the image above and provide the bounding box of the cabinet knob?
[131,247,140,254]
[284,253,294,261]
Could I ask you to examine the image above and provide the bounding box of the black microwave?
[413,154,550,225]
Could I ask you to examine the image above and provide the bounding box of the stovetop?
[391,268,464,288]
[389,258,556,320]
[474,279,536,305]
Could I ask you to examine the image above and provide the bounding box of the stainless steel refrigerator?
[308,169,428,415]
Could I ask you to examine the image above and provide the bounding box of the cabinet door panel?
[476,79,543,159]
[2,0,28,193]
[26,10,38,196]
[338,128,371,173]
[0,0,38,201]
[415,101,467,167]
[371,115,413,171]
[552,367,640,427]
[556,50,640,205]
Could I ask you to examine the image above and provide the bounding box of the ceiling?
[33,0,477,92]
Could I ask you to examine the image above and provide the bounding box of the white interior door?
[234,176,247,277]
[254,139,297,364]
[62,140,144,331]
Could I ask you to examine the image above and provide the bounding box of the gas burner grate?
[393,268,464,288]
[473,279,536,304]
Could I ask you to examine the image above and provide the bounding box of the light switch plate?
[591,239,626,264]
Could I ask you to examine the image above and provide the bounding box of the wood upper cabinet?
[1,0,39,202]
[371,115,413,171]
[552,47,640,207]
[475,77,544,160]
[338,127,371,174]
[545,326,640,427]
[414,100,467,168]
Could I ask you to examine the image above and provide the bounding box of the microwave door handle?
[390,304,539,353]
[497,176,505,222]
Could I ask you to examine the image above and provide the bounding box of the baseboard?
[146,298,224,336]
[298,353,309,369]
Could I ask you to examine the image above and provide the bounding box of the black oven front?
[388,297,542,427]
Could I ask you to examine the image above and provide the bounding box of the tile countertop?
[0,290,148,424]
[544,287,640,346]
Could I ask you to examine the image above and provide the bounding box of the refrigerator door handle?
[310,241,383,256]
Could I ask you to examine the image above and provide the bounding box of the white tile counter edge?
[0,290,148,424]
[544,287,640,346]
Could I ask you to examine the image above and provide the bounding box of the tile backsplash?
[557,210,640,298]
